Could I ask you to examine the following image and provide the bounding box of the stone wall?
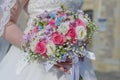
[83,0,120,72]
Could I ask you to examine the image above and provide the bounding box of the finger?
[57,62,72,66]
[54,64,70,74]
[66,57,72,62]
[59,66,70,74]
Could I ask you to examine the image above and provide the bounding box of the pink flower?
[75,19,86,28]
[49,19,55,26]
[69,22,76,28]
[58,12,65,17]
[67,28,76,39]
[33,27,39,33]
[36,41,47,55]
[48,20,57,29]
[52,32,66,45]
[70,39,78,45]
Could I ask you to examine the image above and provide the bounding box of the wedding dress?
[0,0,97,80]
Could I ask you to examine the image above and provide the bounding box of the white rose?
[76,26,87,40]
[46,42,56,56]
[30,39,38,52]
[57,22,69,35]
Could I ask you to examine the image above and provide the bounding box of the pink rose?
[52,32,66,45]
[67,28,76,39]
[75,19,86,28]
[36,41,47,55]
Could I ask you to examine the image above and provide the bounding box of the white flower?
[37,30,44,36]
[76,26,87,40]
[57,22,69,35]
[46,42,56,56]
[30,39,38,52]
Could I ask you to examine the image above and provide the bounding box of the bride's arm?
[2,0,29,48]
[1,0,71,73]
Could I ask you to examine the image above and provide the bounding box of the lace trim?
[0,0,16,37]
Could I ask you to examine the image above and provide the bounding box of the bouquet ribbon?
[44,50,97,80]
[16,50,97,80]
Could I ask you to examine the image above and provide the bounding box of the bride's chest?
[28,0,60,5]
[27,0,66,14]
[28,0,65,9]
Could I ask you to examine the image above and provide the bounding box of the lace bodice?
[0,0,16,36]
[27,0,83,18]
[25,0,83,33]
[28,0,62,18]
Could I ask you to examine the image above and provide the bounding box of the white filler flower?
[76,26,87,40]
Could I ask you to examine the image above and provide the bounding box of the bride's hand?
[54,58,72,74]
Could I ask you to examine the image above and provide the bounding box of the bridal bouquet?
[21,5,97,80]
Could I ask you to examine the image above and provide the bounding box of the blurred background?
[83,0,120,80]
[0,0,120,80]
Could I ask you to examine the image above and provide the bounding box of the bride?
[0,0,96,80]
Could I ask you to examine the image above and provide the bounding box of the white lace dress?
[0,0,96,80]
